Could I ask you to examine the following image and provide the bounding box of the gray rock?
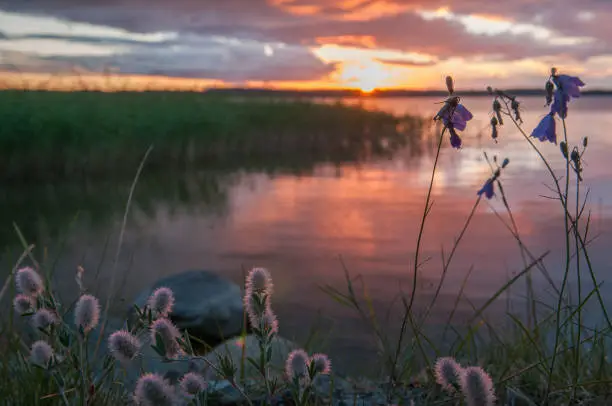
[131,270,245,344]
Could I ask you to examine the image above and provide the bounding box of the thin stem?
[572,167,582,401]
[96,145,153,359]
[545,117,573,404]
[392,125,445,381]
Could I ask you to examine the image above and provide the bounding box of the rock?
[131,270,245,345]
[198,334,298,381]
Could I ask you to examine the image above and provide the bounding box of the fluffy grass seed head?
[13,294,34,314]
[15,266,44,297]
[286,349,310,380]
[310,353,332,375]
[30,340,54,368]
[74,294,100,334]
[150,318,182,358]
[134,373,175,406]
[32,308,57,330]
[148,287,175,317]
[180,372,207,396]
[245,267,273,295]
[108,330,142,364]
[434,357,462,393]
[261,308,279,336]
[243,288,271,327]
[460,366,496,406]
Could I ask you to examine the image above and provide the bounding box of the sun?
[337,61,391,93]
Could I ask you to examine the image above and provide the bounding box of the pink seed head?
[150,318,182,358]
[108,330,141,364]
[30,340,53,368]
[15,266,44,297]
[147,287,175,317]
[134,373,175,406]
[261,308,279,336]
[286,349,309,379]
[74,294,100,334]
[180,372,207,396]
[13,294,34,315]
[310,353,332,375]
[434,357,462,393]
[460,366,496,406]
[32,309,57,330]
[245,267,273,295]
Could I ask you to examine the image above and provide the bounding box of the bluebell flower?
[531,113,557,144]
[449,126,462,149]
[477,179,494,199]
[436,101,473,131]
[551,89,569,118]
[555,74,585,99]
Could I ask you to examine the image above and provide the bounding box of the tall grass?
[0,90,422,181]
[1,70,611,405]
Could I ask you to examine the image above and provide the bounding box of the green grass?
[0,90,422,180]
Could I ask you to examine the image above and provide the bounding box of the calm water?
[2,96,612,375]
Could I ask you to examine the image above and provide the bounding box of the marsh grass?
[0,90,422,181]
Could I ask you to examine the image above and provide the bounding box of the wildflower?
[261,308,279,336]
[134,373,175,406]
[449,126,462,149]
[490,117,498,141]
[15,266,44,297]
[147,287,175,318]
[74,294,100,334]
[477,179,495,199]
[108,330,141,364]
[545,80,554,106]
[310,353,332,375]
[180,372,207,396]
[434,92,472,149]
[554,74,585,99]
[244,288,267,326]
[150,318,182,358]
[32,308,57,330]
[445,76,454,94]
[434,357,462,393]
[459,366,496,406]
[30,340,53,368]
[511,99,522,123]
[286,349,310,380]
[13,294,34,314]
[531,113,557,144]
[492,99,503,125]
[245,267,273,295]
[551,89,570,118]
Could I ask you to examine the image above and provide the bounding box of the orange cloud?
[314,35,378,48]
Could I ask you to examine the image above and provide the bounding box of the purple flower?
[449,127,462,149]
[477,179,495,199]
[555,74,585,99]
[531,113,557,144]
[551,89,570,119]
[438,103,473,131]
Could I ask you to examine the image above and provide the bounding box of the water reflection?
[2,96,612,376]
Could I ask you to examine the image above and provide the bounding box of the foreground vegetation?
[0,90,422,181]
[1,70,611,405]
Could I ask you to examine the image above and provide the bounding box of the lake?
[2,95,611,376]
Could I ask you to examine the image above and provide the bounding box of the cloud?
[0,0,610,86]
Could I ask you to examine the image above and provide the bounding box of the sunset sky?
[0,0,611,91]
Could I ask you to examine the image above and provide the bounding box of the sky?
[0,0,611,91]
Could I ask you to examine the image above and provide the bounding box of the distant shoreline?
[203,88,612,98]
